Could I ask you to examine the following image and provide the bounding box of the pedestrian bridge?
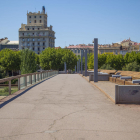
[0,73,140,140]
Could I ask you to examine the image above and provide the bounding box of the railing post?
[30,75,32,84]
[9,80,11,95]
[18,77,20,90]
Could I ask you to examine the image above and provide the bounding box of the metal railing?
[0,70,58,95]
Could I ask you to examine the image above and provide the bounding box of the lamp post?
[93,38,98,82]
[85,49,87,76]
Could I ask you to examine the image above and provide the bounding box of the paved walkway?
[0,74,140,140]
[82,76,116,102]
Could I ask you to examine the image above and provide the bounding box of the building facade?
[67,44,94,56]
[0,37,19,51]
[19,6,56,54]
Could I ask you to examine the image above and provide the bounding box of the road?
[0,74,140,140]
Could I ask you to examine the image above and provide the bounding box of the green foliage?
[122,61,140,72]
[88,53,107,69]
[100,64,114,70]
[40,48,77,70]
[4,87,9,92]
[0,49,21,72]
[106,54,124,70]
[11,79,18,84]
[20,49,38,74]
[88,54,94,69]
[98,54,107,68]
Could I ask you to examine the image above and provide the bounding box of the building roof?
[7,41,19,45]
[67,45,94,49]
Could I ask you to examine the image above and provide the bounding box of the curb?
[79,74,115,103]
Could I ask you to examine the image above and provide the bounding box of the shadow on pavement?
[0,75,57,109]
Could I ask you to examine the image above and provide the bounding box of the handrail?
[0,70,58,95]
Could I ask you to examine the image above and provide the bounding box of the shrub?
[4,87,9,92]
[122,61,140,72]
[100,64,114,70]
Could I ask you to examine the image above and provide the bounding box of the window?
[27,38,30,41]
[33,28,34,30]
[33,38,35,41]
[38,52,40,54]
[43,42,45,46]
[38,28,39,30]
[33,47,34,50]
[40,16,41,18]
[34,20,36,23]
[33,43,34,46]
[38,43,40,45]
[38,38,40,41]
[32,33,34,36]
[43,38,45,41]
[22,47,24,50]
[27,28,29,30]
[116,50,118,54]
[22,33,24,36]
[43,47,45,49]
[40,20,41,23]
[27,43,29,46]
[78,50,80,53]
[38,47,40,51]
[34,16,36,18]
[29,16,31,18]
[22,38,24,41]
[29,21,31,23]
[75,49,77,53]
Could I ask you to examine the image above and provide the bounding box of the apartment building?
[19,6,56,54]
[67,44,94,56]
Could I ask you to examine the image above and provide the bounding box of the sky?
[0,0,140,48]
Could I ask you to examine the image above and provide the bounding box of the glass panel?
[27,76,30,86]
[32,75,35,84]
[36,74,38,82]
[20,77,26,89]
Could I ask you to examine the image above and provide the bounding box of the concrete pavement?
[0,74,140,140]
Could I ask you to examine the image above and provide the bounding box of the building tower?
[19,6,56,54]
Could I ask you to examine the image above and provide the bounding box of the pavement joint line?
[79,74,115,103]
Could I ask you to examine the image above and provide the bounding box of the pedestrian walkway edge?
[79,74,115,103]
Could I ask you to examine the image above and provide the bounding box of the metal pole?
[94,38,98,82]
[75,65,76,73]
[85,49,87,76]
[78,59,80,73]
[77,61,78,73]
[81,50,83,74]
[64,62,67,74]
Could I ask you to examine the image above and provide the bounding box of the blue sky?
[0,0,140,47]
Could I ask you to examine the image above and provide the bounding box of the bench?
[120,76,132,81]
[112,75,121,78]
[132,80,140,84]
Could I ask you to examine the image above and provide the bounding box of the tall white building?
[19,6,56,54]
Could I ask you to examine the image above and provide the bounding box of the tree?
[0,49,21,76]
[40,48,77,70]
[20,49,38,74]
[106,54,124,70]
[122,61,140,72]
[98,54,107,68]
[100,64,114,70]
